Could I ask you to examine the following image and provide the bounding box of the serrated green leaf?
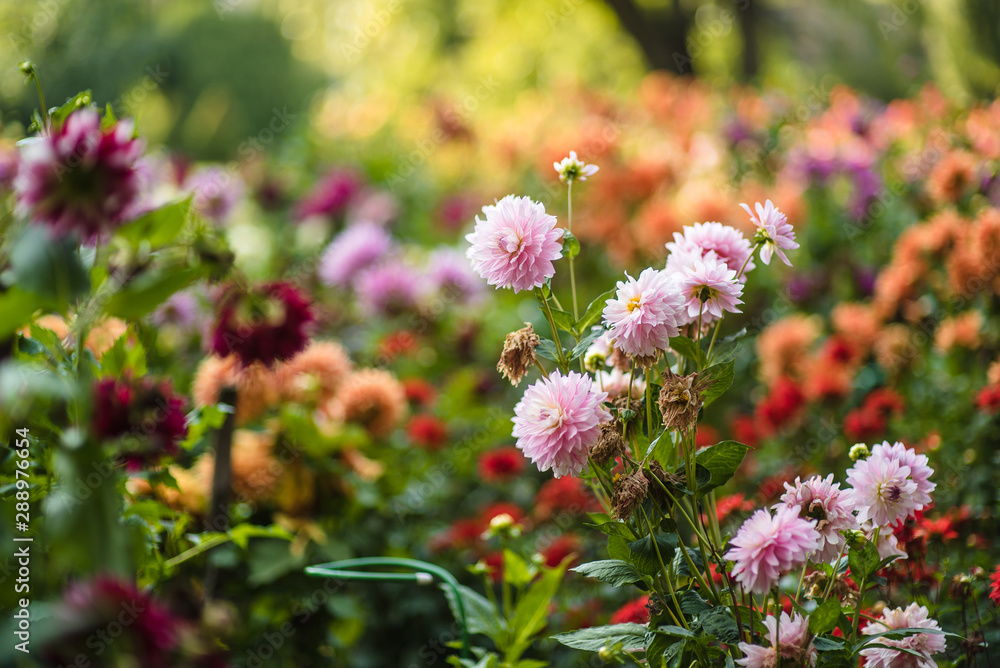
[678,590,710,615]
[548,308,575,332]
[503,549,534,588]
[694,441,749,496]
[699,607,740,644]
[809,598,844,636]
[509,558,568,658]
[847,539,881,581]
[572,560,644,587]
[700,359,735,407]
[668,335,703,367]
[570,327,604,360]
[574,288,615,336]
[535,339,561,363]
[812,636,845,651]
[551,623,648,651]
[441,583,505,641]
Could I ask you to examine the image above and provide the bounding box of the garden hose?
[304,557,470,659]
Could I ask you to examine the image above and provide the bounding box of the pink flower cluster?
[845,440,935,527]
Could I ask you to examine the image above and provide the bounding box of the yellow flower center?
[626,295,642,312]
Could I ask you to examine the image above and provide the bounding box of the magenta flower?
[210,281,314,367]
[426,247,486,306]
[295,168,362,220]
[354,259,426,317]
[184,166,244,223]
[318,222,395,288]
[465,195,563,293]
[512,370,611,478]
[725,505,819,595]
[603,268,684,358]
[14,108,143,239]
[844,441,932,527]
[666,221,755,278]
[673,254,744,325]
[91,376,187,469]
[861,603,945,668]
[777,474,858,564]
[739,199,799,266]
[737,612,816,668]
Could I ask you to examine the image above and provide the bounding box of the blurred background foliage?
[2,0,1000,162]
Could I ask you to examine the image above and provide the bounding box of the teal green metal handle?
[304,557,469,659]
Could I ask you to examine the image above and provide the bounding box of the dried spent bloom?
[603,268,684,357]
[591,422,625,466]
[666,221,755,279]
[845,441,934,528]
[211,282,314,367]
[191,355,278,425]
[739,199,799,266]
[674,254,744,325]
[276,340,353,405]
[658,371,709,433]
[737,612,816,668]
[465,195,563,293]
[15,108,144,239]
[318,222,394,288]
[497,322,541,386]
[861,603,945,667]
[612,471,650,520]
[512,370,611,478]
[725,505,820,594]
[330,368,407,438]
[776,474,859,563]
[91,376,187,469]
[553,150,599,183]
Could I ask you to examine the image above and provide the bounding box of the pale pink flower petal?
[739,199,799,266]
[861,603,945,668]
[725,506,819,595]
[737,612,816,667]
[603,268,684,357]
[776,474,859,563]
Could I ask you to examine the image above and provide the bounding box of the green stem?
[639,505,689,630]
[538,290,568,370]
[567,179,579,321]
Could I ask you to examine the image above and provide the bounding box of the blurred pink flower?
[666,221,755,278]
[861,603,945,667]
[603,268,684,357]
[466,195,563,293]
[426,247,486,306]
[355,259,425,317]
[184,166,244,223]
[15,108,144,239]
[739,199,798,266]
[318,222,395,288]
[295,168,361,220]
[726,505,819,594]
[737,612,816,667]
[512,370,610,478]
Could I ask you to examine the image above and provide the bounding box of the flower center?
[500,232,523,256]
[626,295,642,312]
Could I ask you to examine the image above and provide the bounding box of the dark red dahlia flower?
[91,376,187,468]
[407,414,449,449]
[477,446,526,482]
[14,108,144,239]
[211,281,314,367]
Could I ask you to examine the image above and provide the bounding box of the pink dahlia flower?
[318,222,395,288]
[726,505,819,594]
[666,221,755,278]
[737,612,816,668]
[354,259,426,317]
[593,367,645,398]
[427,247,486,306]
[91,376,187,470]
[739,199,799,266]
[512,370,611,478]
[295,168,362,221]
[673,254,744,325]
[861,603,945,668]
[15,108,144,239]
[844,441,931,527]
[603,268,684,357]
[184,166,244,223]
[465,195,563,293]
[777,474,859,564]
[877,441,935,507]
[860,520,908,561]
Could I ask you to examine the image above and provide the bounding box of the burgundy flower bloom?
[295,169,362,220]
[91,376,187,468]
[210,282,314,367]
[14,108,144,239]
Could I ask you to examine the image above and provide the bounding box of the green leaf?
[99,330,146,377]
[115,198,192,249]
[5,227,90,307]
[574,288,615,335]
[569,327,604,360]
[228,523,293,550]
[812,636,845,651]
[551,623,648,651]
[503,549,535,588]
[535,339,561,363]
[586,520,635,541]
[847,539,881,581]
[703,327,746,365]
[699,359,735,407]
[626,533,678,576]
[678,590,710,616]
[0,289,41,341]
[672,547,703,579]
[562,229,580,259]
[694,441,749,496]
[548,308,575,332]
[571,560,644,587]
[699,607,740,644]
[809,598,844,636]
[441,583,505,641]
[649,625,696,639]
[668,335,703,367]
[49,90,93,127]
[104,266,199,320]
[607,534,630,562]
[509,559,568,658]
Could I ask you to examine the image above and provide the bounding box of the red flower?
[731,414,759,447]
[533,477,597,522]
[712,493,755,524]
[844,387,904,441]
[91,376,187,469]
[478,502,526,529]
[610,597,649,625]
[989,564,1000,606]
[407,414,449,449]
[430,519,482,552]
[402,378,436,406]
[478,447,526,482]
[976,385,1000,413]
[538,534,581,568]
[754,377,805,435]
[377,330,418,362]
[694,424,720,449]
[211,282,314,367]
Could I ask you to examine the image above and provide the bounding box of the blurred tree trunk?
[739,0,758,79]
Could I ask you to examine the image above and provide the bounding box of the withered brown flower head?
[497,322,541,386]
[658,371,709,432]
[592,422,626,466]
[612,471,649,520]
[643,460,686,504]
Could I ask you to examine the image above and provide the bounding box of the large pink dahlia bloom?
[465,195,563,293]
[725,505,819,594]
[603,268,684,357]
[861,603,945,668]
[673,254,744,325]
[737,612,816,668]
[15,108,144,239]
[512,370,610,478]
[777,474,858,564]
[666,221,755,278]
[844,441,933,528]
